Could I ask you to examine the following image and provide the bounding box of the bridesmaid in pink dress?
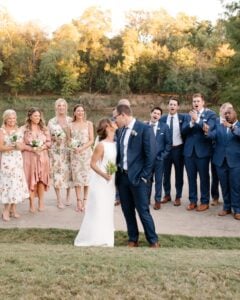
[21,107,51,212]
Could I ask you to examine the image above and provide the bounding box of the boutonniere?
[157,127,161,131]
[131,130,138,136]
[179,120,182,124]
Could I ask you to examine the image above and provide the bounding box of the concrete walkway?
[1,174,240,237]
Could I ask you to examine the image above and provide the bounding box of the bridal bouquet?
[105,161,118,175]
[69,138,81,149]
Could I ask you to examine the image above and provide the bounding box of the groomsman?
[147,107,172,209]
[182,93,217,211]
[160,97,186,206]
[205,107,240,220]
[211,102,233,206]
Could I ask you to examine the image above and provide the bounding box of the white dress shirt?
[167,114,183,146]
[123,118,136,170]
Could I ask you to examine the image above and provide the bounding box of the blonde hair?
[2,109,17,128]
[55,98,68,116]
[118,99,131,107]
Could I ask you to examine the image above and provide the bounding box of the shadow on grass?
[0,228,240,249]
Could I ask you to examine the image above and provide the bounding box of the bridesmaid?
[68,104,94,212]
[0,109,29,221]
[48,98,72,208]
[21,107,51,213]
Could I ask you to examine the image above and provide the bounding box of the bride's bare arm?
[90,142,111,181]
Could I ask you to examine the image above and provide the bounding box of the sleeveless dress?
[69,122,92,186]
[74,141,117,247]
[0,128,29,204]
[48,116,72,188]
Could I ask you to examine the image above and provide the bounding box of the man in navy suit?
[115,104,159,247]
[182,93,217,211]
[160,97,186,206]
[205,107,240,220]
[146,107,172,209]
[210,102,233,206]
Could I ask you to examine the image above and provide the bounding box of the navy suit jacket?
[182,109,217,158]
[154,121,172,160]
[116,120,156,185]
[160,113,186,144]
[208,122,240,168]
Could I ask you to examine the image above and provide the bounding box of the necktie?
[170,116,174,138]
[151,123,156,136]
[120,127,127,168]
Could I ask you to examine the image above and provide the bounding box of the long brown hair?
[72,104,86,122]
[97,118,112,141]
[25,107,46,131]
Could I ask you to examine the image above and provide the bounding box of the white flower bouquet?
[29,139,44,148]
[105,160,118,175]
[69,138,81,149]
[53,128,66,139]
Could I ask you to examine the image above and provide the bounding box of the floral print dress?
[22,127,51,192]
[69,122,92,187]
[0,128,29,204]
[48,116,72,188]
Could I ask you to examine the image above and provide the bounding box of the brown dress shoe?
[149,242,160,248]
[196,204,209,212]
[211,198,219,206]
[218,210,231,216]
[234,213,240,220]
[128,241,139,247]
[174,198,181,206]
[153,202,161,210]
[161,195,171,204]
[186,203,197,210]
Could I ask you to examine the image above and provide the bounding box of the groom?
[115,104,159,248]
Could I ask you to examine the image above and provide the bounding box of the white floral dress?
[48,116,72,188]
[0,128,29,204]
[69,122,92,187]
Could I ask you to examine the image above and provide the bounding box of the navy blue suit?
[182,109,217,204]
[211,117,220,200]
[147,121,172,202]
[208,122,240,213]
[116,120,158,244]
[160,114,186,199]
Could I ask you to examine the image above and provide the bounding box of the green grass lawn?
[0,229,240,299]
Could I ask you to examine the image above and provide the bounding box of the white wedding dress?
[74,141,116,247]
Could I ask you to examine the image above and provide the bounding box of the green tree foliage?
[0,4,238,100]
[217,1,240,106]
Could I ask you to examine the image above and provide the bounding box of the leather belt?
[172,144,183,148]
[118,168,128,174]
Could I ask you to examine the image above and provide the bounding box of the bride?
[74,118,117,247]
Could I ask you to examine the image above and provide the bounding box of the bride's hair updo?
[97,118,112,141]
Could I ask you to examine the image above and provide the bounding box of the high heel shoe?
[81,198,87,211]
[9,211,20,218]
[2,212,10,222]
[75,199,82,212]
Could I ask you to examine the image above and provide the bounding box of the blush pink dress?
[21,126,51,192]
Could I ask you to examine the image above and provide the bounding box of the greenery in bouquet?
[69,138,81,149]
[53,128,66,139]
[9,133,18,144]
[105,160,117,175]
[30,139,43,148]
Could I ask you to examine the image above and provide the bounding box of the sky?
[1,0,225,33]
